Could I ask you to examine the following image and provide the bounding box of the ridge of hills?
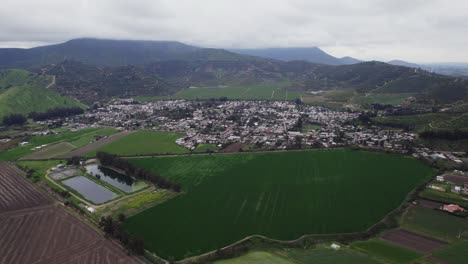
[0,39,465,106]
[0,69,84,120]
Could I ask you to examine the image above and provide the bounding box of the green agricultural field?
[352,239,422,263]
[0,127,116,160]
[402,206,468,242]
[372,113,467,132]
[283,246,383,264]
[125,149,434,260]
[215,247,383,264]
[88,130,188,156]
[432,241,468,264]
[20,142,76,160]
[351,93,414,105]
[172,82,300,101]
[214,251,294,264]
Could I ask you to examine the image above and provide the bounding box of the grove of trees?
[2,113,27,126]
[98,215,145,255]
[28,107,84,121]
[96,152,182,192]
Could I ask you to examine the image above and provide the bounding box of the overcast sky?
[1,0,467,63]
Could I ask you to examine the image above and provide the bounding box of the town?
[45,98,462,163]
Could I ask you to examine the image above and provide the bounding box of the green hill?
[0,69,84,120]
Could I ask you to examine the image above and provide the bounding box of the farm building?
[331,243,341,250]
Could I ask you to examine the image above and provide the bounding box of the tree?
[127,237,145,255]
[2,113,27,126]
[117,213,126,222]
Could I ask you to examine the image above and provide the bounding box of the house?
[436,176,445,182]
[441,204,465,213]
[331,243,341,250]
[451,186,462,194]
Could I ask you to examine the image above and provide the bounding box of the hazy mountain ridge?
[0,38,200,68]
[0,39,465,104]
[230,47,362,65]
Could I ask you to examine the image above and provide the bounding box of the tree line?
[28,107,84,121]
[2,113,27,126]
[419,129,468,140]
[96,152,182,192]
[99,214,145,255]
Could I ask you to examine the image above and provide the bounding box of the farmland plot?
[126,149,434,259]
[0,162,141,264]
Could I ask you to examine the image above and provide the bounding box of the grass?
[97,190,174,218]
[300,94,345,109]
[432,241,468,264]
[87,130,189,156]
[170,82,300,101]
[283,246,383,264]
[302,124,321,132]
[214,246,384,264]
[16,160,64,184]
[0,127,117,160]
[0,69,85,120]
[401,206,468,242]
[20,142,76,160]
[214,251,294,264]
[125,149,434,259]
[193,143,219,153]
[352,239,422,263]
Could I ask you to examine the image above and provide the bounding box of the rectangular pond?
[85,164,146,193]
[62,176,118,204]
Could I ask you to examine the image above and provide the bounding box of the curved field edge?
[124,149,436,260]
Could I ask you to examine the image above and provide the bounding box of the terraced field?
[126,149,434,259]
[0,162,141,264]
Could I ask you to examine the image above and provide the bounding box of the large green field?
[141,82,301,101]
[87,130,188,156]
[125,149,434,260]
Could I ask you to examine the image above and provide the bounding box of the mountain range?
[229,47,362,65]
[0,38,466,112]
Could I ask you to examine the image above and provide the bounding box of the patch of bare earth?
[381,229,448,254]
[0,162,142,264]
[59,130,133,158]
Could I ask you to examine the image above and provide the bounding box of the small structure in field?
[441,204,465,213]
[331,243,341,250]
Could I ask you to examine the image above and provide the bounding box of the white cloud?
[0,0,467,63]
